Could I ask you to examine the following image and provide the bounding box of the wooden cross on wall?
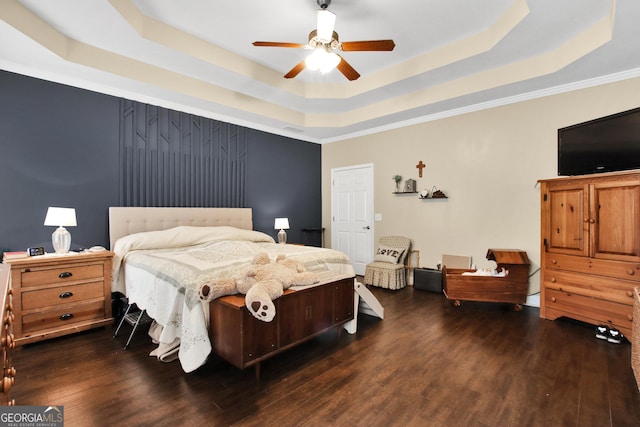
[416,160,425,178]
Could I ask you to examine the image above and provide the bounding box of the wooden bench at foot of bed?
[209,275,355,379]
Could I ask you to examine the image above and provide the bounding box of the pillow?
[374,245,404,263]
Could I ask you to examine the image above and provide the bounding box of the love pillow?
[374,245,404,263]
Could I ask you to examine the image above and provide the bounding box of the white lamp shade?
[44,207,77,227]
[305,48,340,74]
[320,52,340,73]
[305,48,323,71]
[274,218,290,230]
[316,9,336,42]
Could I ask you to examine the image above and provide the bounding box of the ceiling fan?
[253,0,395,81]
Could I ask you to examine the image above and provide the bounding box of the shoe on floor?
[607,328,624,344]
[595,325,609,340]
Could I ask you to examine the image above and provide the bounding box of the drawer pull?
[551,297,556,302]
[550,277,556,283]
[628,269,635,276]
[58,271,73,279]
[59,291,74,299]
[628,291,634,298]
[59,313,74,321]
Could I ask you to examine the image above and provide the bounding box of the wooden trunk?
[209,276,354,376]
[443,249,530,307]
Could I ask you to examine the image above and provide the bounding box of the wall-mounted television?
[558,106,640,176]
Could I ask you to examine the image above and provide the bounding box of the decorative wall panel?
[119,100,246,207]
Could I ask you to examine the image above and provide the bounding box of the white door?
[331,164,374,275]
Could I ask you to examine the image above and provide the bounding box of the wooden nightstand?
[4,251,114,346]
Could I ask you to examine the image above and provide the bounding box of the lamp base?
[52,226,71,254]
[278,229,287,245]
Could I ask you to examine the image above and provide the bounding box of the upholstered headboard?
[108,207,253,249]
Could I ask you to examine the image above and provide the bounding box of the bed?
[109,207,362,373]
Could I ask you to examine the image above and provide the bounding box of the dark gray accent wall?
[246,129,321,244]
[0,70,321,253]
[119,100,247,208]
[0,70,120,252]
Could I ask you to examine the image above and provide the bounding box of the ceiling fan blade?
[284,60,306,79]
[341,40,396,52]
[253,41,306,48]
[336,55,360,81]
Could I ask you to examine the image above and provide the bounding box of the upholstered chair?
[364,236,411,290]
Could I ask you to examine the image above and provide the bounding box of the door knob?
[363,226,370,230]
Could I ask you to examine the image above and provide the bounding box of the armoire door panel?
[592,180,640,261]
[546,186,588,256]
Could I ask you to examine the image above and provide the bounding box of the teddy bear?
[198,253,319,322]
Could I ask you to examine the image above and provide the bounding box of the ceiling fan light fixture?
[253,0,392,81]
[321,52,341,73]
[305,47,340,74]
[316,9,336,43]
[304,48,324,71]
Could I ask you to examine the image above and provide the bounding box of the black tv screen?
[558,106,640,176]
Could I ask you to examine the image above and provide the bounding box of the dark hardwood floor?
[11,285,640,427]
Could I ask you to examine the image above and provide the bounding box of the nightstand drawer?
[22,281,105,311]
[22,300,105,334]
[20,263,104,288]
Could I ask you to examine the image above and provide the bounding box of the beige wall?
[322,76,640,305]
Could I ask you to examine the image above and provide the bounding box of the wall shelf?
[392,191,418,194]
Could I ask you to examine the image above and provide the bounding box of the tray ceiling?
[1,0,639,143]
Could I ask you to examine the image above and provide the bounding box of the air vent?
[282,126,304,133]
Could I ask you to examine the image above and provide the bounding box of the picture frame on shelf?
[404,179,416,192]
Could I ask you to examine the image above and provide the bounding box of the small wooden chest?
[443,249,530,309]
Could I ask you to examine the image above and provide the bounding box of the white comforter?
[112,226,355,372]
[112,226,277,294]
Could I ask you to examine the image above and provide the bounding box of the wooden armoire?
[539,170,640,337]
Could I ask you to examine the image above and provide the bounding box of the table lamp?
[44,207,77,254]
[274,217,289,245]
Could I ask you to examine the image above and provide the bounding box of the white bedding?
[112,226,355,372]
